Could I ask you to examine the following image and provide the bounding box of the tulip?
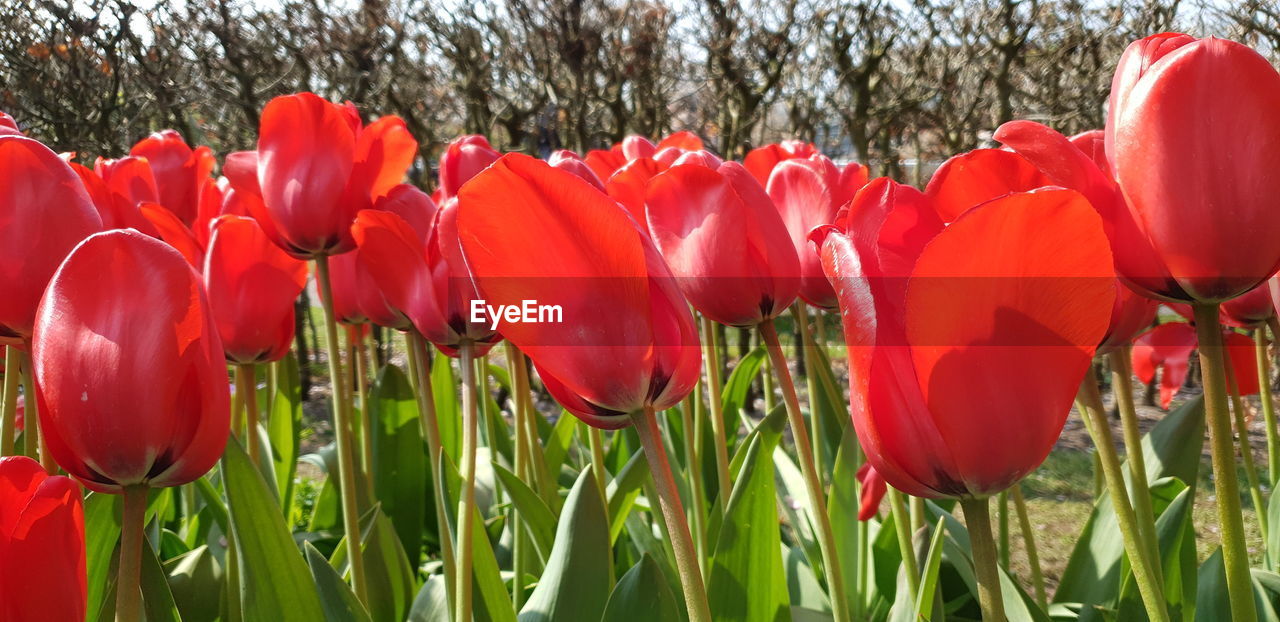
[766,157,860,309]
[816,182,1114,620]
[1107,36,1280,619]
[0,111,19,136]
[0,456,85,622]
[604,157,666,223]
[129,130,216,226]
[94,156,160,210]
[743,140,820,186]
[1221,284,1275,329]
[0,136,103,345]
[657,130,703,151]
[1100,284,1159,355]
[645,162,800,327]
[855,462,885,521]
[68,162,157,235]
[548,149,605,190]
[923,148,1053,223]
[457,153,708,622]
[584,147,627,181]
[255,93,416,258]
[32,229,229,622]
[1131,322,1198,410]
[438,134,500,201]
[621,135,657,160]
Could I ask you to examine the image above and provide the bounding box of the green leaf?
[722,347,767,448]
[84,492,122,621]
[431,352,460,459]
[493,462,556,562]
[439,453,518,622]
[601,554,682,622]
[141,535,182,622]
[304,541,373,622]
[165,545,223,622]
[785,545,831,613]
[408,575,451,622]
[223,439,327,621]
[1115,480,1196,621]
[825,423,863,618]
[370,363,427,570]
[518,467,613,622]
[606,448,650,544]
[913,518,947,621]
[707,408,791,622]
[803,342,847,475]
[331,504,417,622]
[269,353,303,517]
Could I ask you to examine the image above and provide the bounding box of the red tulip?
[766,159,844,309]
[438,134,500,201]
[924,148,1053,223]
[129,130,216,226]
[0,456,85,622]
[68,161,157,235]
[743,140,820,186]
[457,153,700,428]
[94,155,161,209]
[1107,35,1280,302]
[255,93,417,258]
[0,111,20,136]
[32,229,230,492]
[1225,331,1261,396]
[0,136,102,343]
[605,157,666,223]
[657,131,703,151]
[621,135,657,160]
[1221,283,1275,329]
[1099,284,1159,354]
[584,148,628,181]
[815,185,1115,498]
[203,215,309,364]
[1069,130,1111,176]
[856,462,886,521]
[646,162,800,327]
[1131,322,1198,409]
[548,150,605,190]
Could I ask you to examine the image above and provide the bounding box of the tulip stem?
[456,342,479,622]
[1195,303,1260,622]
[1078,372,1170,622]
[680,394,707,566]
[0,346,19,456]
[406,332,455,606]
[633,406,712,622]
[959,497,1006,622]
[760,321,852,622]
[588,423,617,584]
[314,255,369,603]
[1108,349,1163,585]
[505,343,531,609]
[888,487,921,596]
[1009,484,1046,609]
[701,316,733,511]
[236,364,261,469]
[1225,354,1269,542]
[794,303,826,487]
[1256,327,1280,488]
[353,328,374,490]
[19,351,52,473]
[116,484,148,622]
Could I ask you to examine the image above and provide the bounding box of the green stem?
[354,328,374,490]
[632,407,712,622]
[1225,353,1269,542]
[1078,373,1171,622]
[680,394,707,567]
[959,497,1006,622]
[19,351,51,472]
[1108,349,1163,584]
[406,332,455,607]
[456,342,479,622]
[1009,484,1046,609]
[588,424,616,585]
[314,256,369,603]
[0,346,19,456]
[997,491,1009,569]
[888,487,921,596]
[794,303,826,488]
[1193,302,1257,622]
[701,316,733,511]
[236,364,261,469]
[1257,327,1280,488]
[505,343,530,610]
[116,485,148,622]
[853,442,868,622]
[760,321,852,622]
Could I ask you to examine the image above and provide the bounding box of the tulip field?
[8,29,1280,622]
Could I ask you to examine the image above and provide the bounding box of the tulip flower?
[657,130,703,151]
[203,215,308,365]
[68,161,158,235]
[743,140,820,186]
[856,463,886,521]
[604,157,666,223]
[645,162,800,327]
[32,228,229,621]
[816,182,1114,621]
[94,156,160,210]
[621,135,657,160]
[255,93,417,258]
[924,148,1053,223]
[1221,284,1275,329]
[0,135,102,343]
[0,111,20,136]
[457,152,708,622]
[766,157,862,309]
[1099,284,1159,354]
[1131,322,1198,409]
[584,146,628,181]
[129,130,216,226]
[0,456,85,622]
[548,149,605,190]
[438,134,500,201]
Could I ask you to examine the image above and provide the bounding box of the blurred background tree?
[1,0,1271,182]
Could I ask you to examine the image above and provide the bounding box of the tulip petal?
[606,157,665,223]
[924,149,1053,222]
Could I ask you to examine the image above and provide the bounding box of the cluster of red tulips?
[4,31,1280,622]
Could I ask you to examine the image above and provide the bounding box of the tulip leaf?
[408,575,451,622]
[439,452,518,622]
[518,466,614,622]
[164,545,223,622]
[370,363,427,570]
[826,422,863,617]
[304,444,342,532]
[722,347,767,454]
[1055,395,1205,618]
[493,461,556,562]
[913,518,948,621]
[803,342,848,474]
[84,492,122,621]
[606,448,650,544]
[304,541,373,622]
[431,352,460,460]
[330,503,417,622]
[1116,480,1196,621]
[785,545,831,613]
[223,439,328,621]
[707,406,791,622]
[141,534,182,622]
[269,353,303,517]
[601,554,681,622]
